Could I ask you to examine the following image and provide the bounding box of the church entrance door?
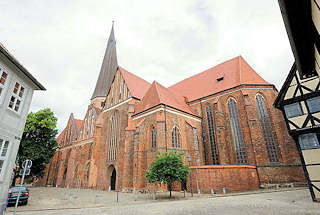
[111,168,116,190]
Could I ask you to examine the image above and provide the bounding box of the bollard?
[222,188,226,194]
[184,190,186,198]
[133,188,137,201]
[198,189,201,197]
[108,186,111,192]
[116,191,119,203]
[210,189,215,196]
[152,190,156,200]
[276,184,279,189]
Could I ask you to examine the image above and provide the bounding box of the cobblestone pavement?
[5,187,320,215]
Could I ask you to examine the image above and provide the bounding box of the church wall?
[189,85,305,185]
[94,101,129,191]
[132,108,203,191]
[188,165,260,194]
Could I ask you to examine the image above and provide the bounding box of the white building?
[0,43,45,213]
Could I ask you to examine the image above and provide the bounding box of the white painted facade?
[0,46,45,214]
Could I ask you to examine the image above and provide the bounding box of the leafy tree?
[145,151,189,198]
[17,108,58,179]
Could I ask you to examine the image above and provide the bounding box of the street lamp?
[188,154,193,197]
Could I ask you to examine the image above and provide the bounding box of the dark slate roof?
[273,62,296,108]
[0,43,45,90]
[91,24,118,100]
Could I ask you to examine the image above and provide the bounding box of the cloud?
[0,0,293,132]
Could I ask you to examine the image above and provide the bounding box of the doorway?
[110,168,116,190]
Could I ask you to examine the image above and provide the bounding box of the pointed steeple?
[91,23,118,100]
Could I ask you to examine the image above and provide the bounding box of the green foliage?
[18,108,58,178]
[146,151,189,196]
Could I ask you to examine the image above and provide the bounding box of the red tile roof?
[169,56,271,102]
[134,81,197,116]
[119,66,151,100]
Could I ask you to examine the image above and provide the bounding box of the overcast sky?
[1,0,294,133]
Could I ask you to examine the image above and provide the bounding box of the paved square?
[5,187,320,215]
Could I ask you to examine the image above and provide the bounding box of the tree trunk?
[169,183,172,198]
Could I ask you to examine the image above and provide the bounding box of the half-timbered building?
[275,0,320,202]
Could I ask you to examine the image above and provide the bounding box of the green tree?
[145,151,189,198]
[17,108,58,179]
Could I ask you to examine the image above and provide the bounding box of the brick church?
[41,25,305,193]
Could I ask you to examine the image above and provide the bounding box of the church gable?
[105,68,131,109]
[79,106,97,140]
[61,113,81,147]
[105,67,151,109]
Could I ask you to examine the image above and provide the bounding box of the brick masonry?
[40,77,306,194]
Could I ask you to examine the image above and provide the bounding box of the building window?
[0,138,10,175]
[0,69,8,101]
[206,105,219,165]
[228,98,247,164]
[108,112,119,161]
[284,103,303,118]
[8,82,25,112]
[86,163,90,181]
[255,94,279,163]
[298,133,319,149]
[306,96,320,113]
[151,126,156,148]
[73,166,79,185]
[88,143,93,159]
[172,126,181,148]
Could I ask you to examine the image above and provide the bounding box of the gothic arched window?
[86,163,90,181]
[73,165,79,185]
[108,111,119,161]
[255,94,279,163]
[151,126,156,148]
[206,105,219,165]
[172,126,181,148]
[228,98,247,164]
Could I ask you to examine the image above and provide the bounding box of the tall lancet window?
[108,111,119,161]
[255,94,279,163]
[151,126,156,148]
[172,126,181,148]
[228,98,247,164]
[206,105,219,164]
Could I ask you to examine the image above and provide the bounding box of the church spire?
[91,23,118,100]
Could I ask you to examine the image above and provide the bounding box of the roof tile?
[169,56,271,101]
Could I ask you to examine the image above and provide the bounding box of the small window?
[0,70,8,101]
[307,96,320,113]
[0,138,10,175]
[151,126,156,148]
[172,126,181,148]
[298,133,319,149]
[216,77,224,82]
[284,103,303,118]
[8,82,26,113]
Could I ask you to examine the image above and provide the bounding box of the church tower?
[91,23,118,109]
